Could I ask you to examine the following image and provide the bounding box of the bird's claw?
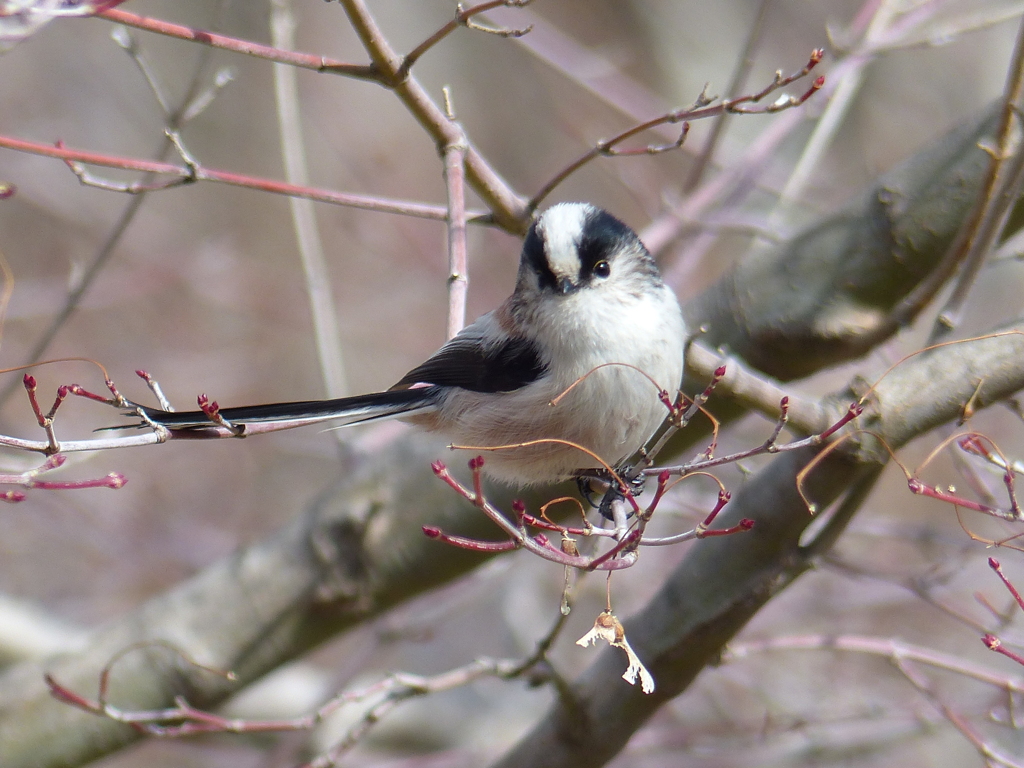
[576,468,644,520]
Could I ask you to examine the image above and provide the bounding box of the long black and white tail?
[130,387,438,430]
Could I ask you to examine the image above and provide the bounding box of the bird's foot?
[575,468,645,520]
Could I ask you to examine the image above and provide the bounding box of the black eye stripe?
[577,208,632,280]
[581,208,662,284]
[522,224,560,291]
[577,238,608,277]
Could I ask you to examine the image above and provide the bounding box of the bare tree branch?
[489,319,1024,768]
[688,105,1003,381]
[1,106,1020,767]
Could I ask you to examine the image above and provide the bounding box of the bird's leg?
[575,466,645,520]
[597,484,628,521]
[575,471,609,509]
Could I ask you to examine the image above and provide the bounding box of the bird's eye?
[593,260,611,278]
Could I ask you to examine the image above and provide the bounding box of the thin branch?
[442,88,470,339]
[728,628,1024,768]
[109,24,171,114]
[397,0,532,81]
[683,0,775,192]
[482,5,671,138]
[336,0,529,232]
[929,10,1024,340]
[0,341,824,459]
[96,7,375,78]
[530,50,823,210]
[726,632,1024,697]
[98,3,529,231]
[270,0,348,402]
[773,2,898,209]
[893,654,1024,768]
[41,603,575,763]
[864,2,1024,55]
[428,460,640,571]
[0,21,226,410]
[0,133,462,220]
[0,409,392,456]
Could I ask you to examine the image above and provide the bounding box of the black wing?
[392,330,545,394]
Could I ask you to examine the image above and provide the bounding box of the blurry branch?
[0,596,86,668]
[483,5,669,137]
[2,106,1023,767]
[896,667,1024,768]
[852,2,1024,55]
[928,11,1024,343]
[822,548,1000,634]
[529,49,824,211]
[97,3,531,232]
[336,0,529,231]
[96,7,376,79]
[0,133,460,220]
[725,633,1024,703]
[45,652,526,765]
[396,0,533,81]
[0,435,544,767]
[0,23,228,410]
[726,633,1024,768]
[489,318,1024,768]
[688,104,1004,381]
[442,88,470,339]
[683,0,775,192]
[0,246,11,351]
[299,658,521,765]
[779,2,1023,213]
[270,0,348,403]
[657,2,1005,287]
[776,1,899,209]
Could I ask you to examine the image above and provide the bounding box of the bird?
[129,203,687,488]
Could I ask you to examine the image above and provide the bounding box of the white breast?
[436,283,685,487]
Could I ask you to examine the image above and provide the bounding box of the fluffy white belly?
[433,341,682,486]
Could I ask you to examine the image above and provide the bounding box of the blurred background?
[1,1,1024,765]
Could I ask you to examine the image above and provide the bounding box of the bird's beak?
[557,277,576,295]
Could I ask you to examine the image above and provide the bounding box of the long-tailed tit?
[131,203,686,487]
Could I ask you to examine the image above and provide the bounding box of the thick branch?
[488,318,1024,768]
[688,105,1003,380]
[0,436,536,766]
[0,107,1018,768]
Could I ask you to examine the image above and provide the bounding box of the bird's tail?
[127,388,438,430]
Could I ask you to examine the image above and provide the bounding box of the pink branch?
[0,133,456,220]
[97,7,374,78]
